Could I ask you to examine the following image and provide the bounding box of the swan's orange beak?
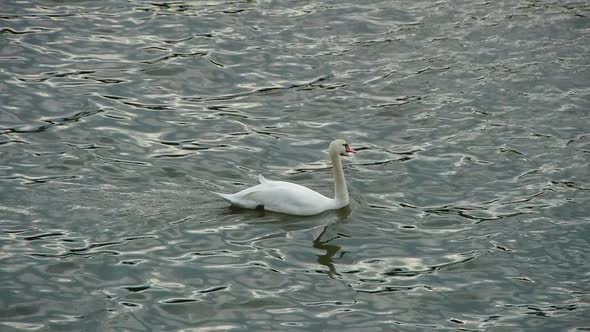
[345,145,356,154]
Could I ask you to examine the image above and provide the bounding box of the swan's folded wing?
[216,180,335,215]
[240,181,334,215]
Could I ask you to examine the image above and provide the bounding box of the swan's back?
[216,178,337,216]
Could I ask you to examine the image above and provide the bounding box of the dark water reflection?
[1,0,590,331]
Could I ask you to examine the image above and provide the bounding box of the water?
[1,0,589,330]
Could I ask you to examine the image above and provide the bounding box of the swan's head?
[329,139,356,157]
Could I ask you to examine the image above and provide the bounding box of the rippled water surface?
[1,0,590,331]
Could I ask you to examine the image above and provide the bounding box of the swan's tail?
[213,192,233,203]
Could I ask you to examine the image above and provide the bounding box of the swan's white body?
[215,174,341,216]
[214,139,355,216]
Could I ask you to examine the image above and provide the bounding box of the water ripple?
[1,0,589,330]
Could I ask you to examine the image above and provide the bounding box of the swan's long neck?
[330,151,349,206]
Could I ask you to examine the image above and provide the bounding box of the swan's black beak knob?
[345,144,356,154]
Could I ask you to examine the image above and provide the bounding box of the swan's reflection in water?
[312,207,351,277]
[223,205,353,277]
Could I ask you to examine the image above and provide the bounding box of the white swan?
[214,139,356,216]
